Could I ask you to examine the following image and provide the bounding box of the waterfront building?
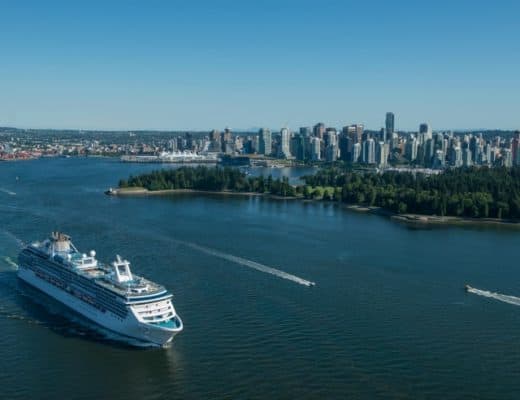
[311,137,321,161]
[168,139,178,152]
[258,128,272,156]
[339,132,351,162]
[292,134,306,161]
[304,135,313,160]
[280,127,292,158]
[210,129,220,142]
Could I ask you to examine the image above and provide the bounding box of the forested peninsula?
[114,166,520,220]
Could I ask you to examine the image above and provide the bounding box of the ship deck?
[29,242,167,300]
[93,271,166,299]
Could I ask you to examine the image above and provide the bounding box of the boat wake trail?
[467,287,520,306]
[1,230,25,248]
[174,239,315,287]
[0,188,16,196]
[3,257,18,270]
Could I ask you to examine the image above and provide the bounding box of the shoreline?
[106,187,520,228]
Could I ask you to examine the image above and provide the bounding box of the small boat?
[465,284,472,292]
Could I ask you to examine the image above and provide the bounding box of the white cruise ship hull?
[18,266,181,346]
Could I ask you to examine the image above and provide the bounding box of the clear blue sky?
[1,0,519,131]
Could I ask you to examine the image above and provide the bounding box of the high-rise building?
[324,128,337,147]
[503,148,513,167]
[209,129,220,142]
[258,128,272,156]
[311,137,321,161]
[432,150,445,169]
[462,147,472,167]
[292,134,306,161]
[362,138,375,164]
[325,143,338,162]
[280,127,291,158]
[338,132,352,162]
[512,131,520,166]
[313,123,326,140]
[376,141,388,167]
[405,136,418,161]
[483,143,492,166]
[299,127,312,137]
[419,123,432,142]
[451,145,463,167]
[352,142,361,163]
[385,112,395,142]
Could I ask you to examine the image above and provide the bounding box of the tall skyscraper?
[405,136,418,161]
[311,137,321,161]
[419,123,432,142]
[352,142,361,163]
[258,128,272,156]
[280,127,291,158]
[339,131,351,162]
[376,141,389,167]
[313,123,326,139]
[503,148,513,167]
[512,131,520,166]
[362,138,375,164]
[299,127,311,137]
[385,112,395,142]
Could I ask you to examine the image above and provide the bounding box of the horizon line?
[1,125,519,134]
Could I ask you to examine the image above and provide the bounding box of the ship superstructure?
[17,232,183,346]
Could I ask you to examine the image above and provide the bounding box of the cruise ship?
[17,232,183,346]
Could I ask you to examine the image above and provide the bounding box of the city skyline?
[1,1,519,131]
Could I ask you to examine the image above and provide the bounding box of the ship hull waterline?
[17,267,182,347]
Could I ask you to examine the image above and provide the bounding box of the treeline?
[303,166,520,219]
[119,166,297,197]
[118,166,520,219]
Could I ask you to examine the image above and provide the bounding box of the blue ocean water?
[0,157,519,399]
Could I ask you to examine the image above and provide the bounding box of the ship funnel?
[112,255,133,283]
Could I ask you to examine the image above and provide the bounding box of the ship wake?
[1,229,25,248]
[175,239,315,287]
[467,286,520,306]
[0,188,16,196]
[3,256,18,270]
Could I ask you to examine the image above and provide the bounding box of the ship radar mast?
[112,255,133,283]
